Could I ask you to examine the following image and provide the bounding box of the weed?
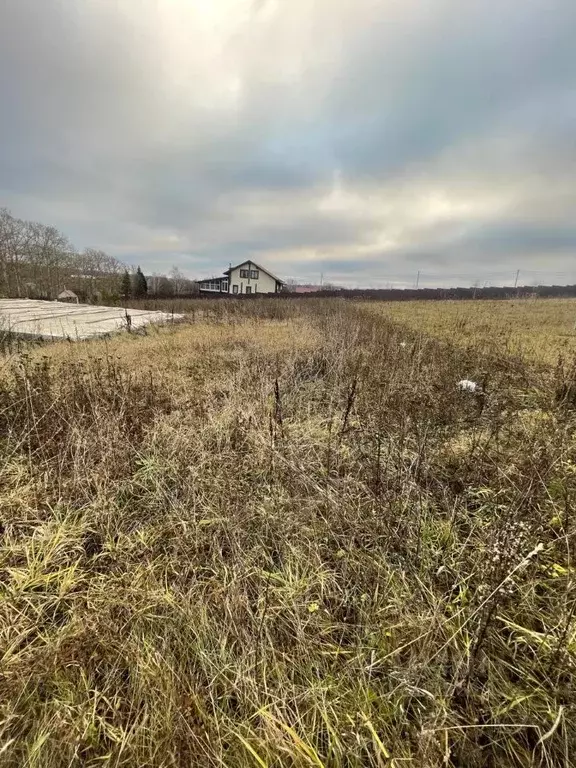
[0,299,574,766]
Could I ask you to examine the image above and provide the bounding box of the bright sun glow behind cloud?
[1,0,575,286]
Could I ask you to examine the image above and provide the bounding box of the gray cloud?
[1,0,575,286]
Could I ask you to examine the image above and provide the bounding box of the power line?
[284,270,576,289]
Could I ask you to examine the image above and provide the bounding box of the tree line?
[286,285,576,300]
[0,209,198,302]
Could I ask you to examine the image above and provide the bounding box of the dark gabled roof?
[223,261,284,284]
[197,275,227,284]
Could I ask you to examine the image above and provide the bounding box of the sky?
[1,0,575,288]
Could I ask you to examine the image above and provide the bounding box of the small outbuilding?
[57,289,79,304]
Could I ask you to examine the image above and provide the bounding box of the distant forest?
[281,284,576,301]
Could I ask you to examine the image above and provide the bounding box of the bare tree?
[69,248,125,300]
[148,274,174,297]
[0,209,135,303]
[27,222,74,297]
[0,209,31,296]
[0,209,75,298]
[170,266,188,296]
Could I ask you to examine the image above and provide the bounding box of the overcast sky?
[1,0,575,287]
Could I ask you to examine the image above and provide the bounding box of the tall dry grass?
[0,299,574,767]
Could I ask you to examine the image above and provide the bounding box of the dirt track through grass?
[0,299,574,767]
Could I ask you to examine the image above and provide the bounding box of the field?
[369,297,576,365]
[1,298,575,767]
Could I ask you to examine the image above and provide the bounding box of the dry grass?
[366,298,576,365]
[0,299,575,767]
[37,318,321,404]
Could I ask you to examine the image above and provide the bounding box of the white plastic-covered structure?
[0,299,182,341]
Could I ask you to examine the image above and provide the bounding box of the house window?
[239,269,249,278]
[221,281,228,292]
[232,284,239,294]
[202,281,221,291]
[249,270,259,279]
[246,286,252,295]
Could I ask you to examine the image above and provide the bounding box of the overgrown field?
[0,299,575,767]
[368,297,576,365]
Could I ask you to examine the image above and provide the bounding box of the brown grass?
[0,298,574,767]
[365,297,576,365]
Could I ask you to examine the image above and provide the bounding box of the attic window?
[239,269,249,278]
[249,270,259,279]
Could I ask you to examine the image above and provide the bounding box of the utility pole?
[415,270,420,290]
[514,269,520,288]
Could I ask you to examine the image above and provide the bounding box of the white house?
[197,261,284,295]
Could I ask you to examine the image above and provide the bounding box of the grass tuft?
[0,299,574,766]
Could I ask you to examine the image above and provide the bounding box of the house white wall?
[227,261,278,295]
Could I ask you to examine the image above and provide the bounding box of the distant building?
[198,261,284,295]
[57,289,79,304]
[23,281,38,298]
